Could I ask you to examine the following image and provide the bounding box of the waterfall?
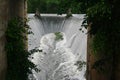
[28,14,87,80]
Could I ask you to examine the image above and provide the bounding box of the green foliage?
[27,0,87,14]
[57,0,88,14]
[92,31,108,56]
[85,1,112,73]
[84,0,120,74]
[27,0,59,13]
[86,2,111,34]
[54,32,63,41]
[6,17,37,80]
[75,61,86,71]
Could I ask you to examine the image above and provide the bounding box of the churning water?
[28,14,87,80]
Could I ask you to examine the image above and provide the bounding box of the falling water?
[28,14,87,80]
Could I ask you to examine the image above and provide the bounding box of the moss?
[54,32,63,41]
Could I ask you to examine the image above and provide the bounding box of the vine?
[5,17,38,80]
[87,2,112,73]
[81,0,113,74]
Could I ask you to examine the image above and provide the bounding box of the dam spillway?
[28,14,87,80]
